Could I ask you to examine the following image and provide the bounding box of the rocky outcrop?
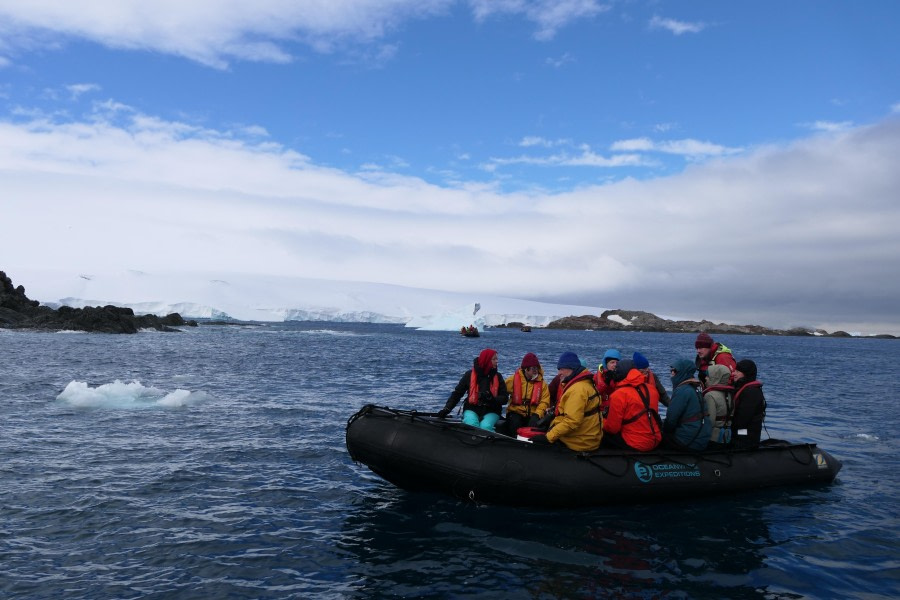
[0,271,197,333]
[546,309,896,339]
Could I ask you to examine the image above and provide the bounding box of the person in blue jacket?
[663,359,712,451]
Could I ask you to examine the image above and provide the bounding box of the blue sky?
[2,1,900,334]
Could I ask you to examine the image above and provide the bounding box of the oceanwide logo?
[633,461,701,483]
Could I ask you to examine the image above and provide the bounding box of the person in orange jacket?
[602,359,663,452]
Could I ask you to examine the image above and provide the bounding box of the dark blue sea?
[2,323,898,599]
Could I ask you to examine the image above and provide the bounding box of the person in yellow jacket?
[502,352,551,436]
[530,352,602,452]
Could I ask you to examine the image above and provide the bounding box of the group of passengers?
[436,333,767,454]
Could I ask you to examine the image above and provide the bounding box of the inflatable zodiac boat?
[346,404,842,508]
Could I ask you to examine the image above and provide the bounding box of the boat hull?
[346,405,842,508]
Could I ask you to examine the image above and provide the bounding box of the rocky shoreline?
[541,309,896,339]
[0,271,197,334]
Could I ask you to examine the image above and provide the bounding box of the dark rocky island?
[546,309,895,339]
[0,270,197,333]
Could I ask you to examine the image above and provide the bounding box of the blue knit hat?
[633,352,650,370]
[557,351,581,370]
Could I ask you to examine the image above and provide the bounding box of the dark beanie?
[735,359,757,380]
[557,351,581,370]
[695,332,713,348]
[521,352,540,369]
[612,358,635,382]
[632,352,650,370]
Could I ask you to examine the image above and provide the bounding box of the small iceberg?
[57,380,207,409]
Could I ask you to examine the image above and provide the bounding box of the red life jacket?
[733,380,762,411]
[511,370,543,406]
[467,370,500,406]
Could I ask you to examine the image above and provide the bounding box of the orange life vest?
[467,370,500,406]
[511,370,543,406]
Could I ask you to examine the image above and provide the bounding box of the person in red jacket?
[694,332,737,387]
[601,359,662,452]
[593,348,621,417]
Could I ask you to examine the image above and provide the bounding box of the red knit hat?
[477,348,498,372]
[520,352,540,369]
[695,332,713,349]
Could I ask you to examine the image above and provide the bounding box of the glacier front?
[10,268,606,331]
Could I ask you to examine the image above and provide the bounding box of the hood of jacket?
[670,358,698,387]
[619,367,645,388]
[707,364,731,386]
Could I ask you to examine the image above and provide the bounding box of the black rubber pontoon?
[346,404,842,508]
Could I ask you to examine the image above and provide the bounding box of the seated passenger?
[694,332,737,387]
[530,352,601,452]
[593,348,621,416]
[663,359,712,451]
[703,363,734,448]
[437,348,509,432]
[633,351,670,407]
[602,359,662,452]
[503,352,551,435]
[731,359,767,449]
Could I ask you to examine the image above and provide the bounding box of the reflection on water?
[338,491,796,599]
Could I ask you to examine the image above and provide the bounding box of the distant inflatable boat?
[346,405,843,508]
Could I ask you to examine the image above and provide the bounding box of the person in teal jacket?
[663,359,712,451]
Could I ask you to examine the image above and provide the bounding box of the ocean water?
[1,323,898,599]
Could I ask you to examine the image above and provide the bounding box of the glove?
[530,434,550,445]
[535,413,554,429]
[478,390,495,403]
[436,408,451,419]
[527,414,540,427]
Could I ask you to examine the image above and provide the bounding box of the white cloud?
[545,52,574,68]
[487,148,648,168]
[2,108,899,334]
[469,0,610,40]
[890,102,900,113]
[649,15,706,35]
[0,1,613,68]
[65,83,101,99]
[806,120,854,132]
[610,137,742,157]
[519,136,571,148]
[0,1,454,68]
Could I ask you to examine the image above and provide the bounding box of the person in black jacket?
[437,348,509,432]
[731,359,767,448]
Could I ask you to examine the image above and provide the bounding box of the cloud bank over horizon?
[2,104,899,335]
